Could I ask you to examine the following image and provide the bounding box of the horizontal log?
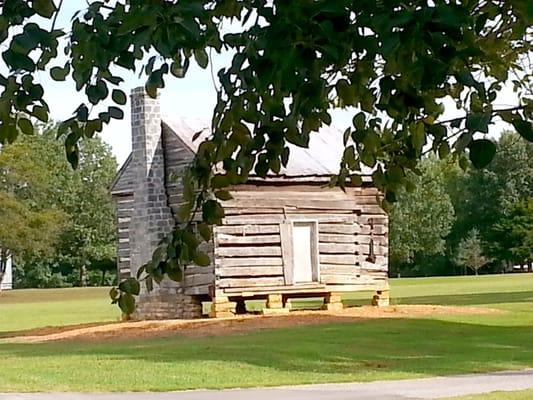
[216,246,282,257]
[184,273,214,287]
[319,233,357,243]
[358,216,388,225]
[217,233,280,245]
[216,257,283,267]
[223,207,284,215]
[217,266,284,277]
[222,282,327,294]
[320,264,360,275]
[321,275,386,285]
[230,185,379,195]
[184,284,211,296]
[360,260,388,270]
[319,243,361,254]
[318,223,359,235]
[184,266,215,275]
[222,214,357,225]
[218,277,285,288]
[357,205,387,215]
[319,254,358,265]
[216,224,280,235]
[221,198,365,211]
[356,235,388,245]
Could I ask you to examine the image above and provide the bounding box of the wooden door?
[292,222,318,283]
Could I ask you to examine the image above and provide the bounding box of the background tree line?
[0,125,117,288]
[390,131,533,277]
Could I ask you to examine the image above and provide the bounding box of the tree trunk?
[100,269,106,286]
[528,261,532,273]
[79,265,86,287]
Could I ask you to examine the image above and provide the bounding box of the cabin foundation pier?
[209,296,236,318]
[372,289,390,307]
[263,294,290,315]
[322,292,344,311]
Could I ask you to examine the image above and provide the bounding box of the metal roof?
[163,116,374,178]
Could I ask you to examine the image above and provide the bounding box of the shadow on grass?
[344,290,533,308]
[2,316,533,381]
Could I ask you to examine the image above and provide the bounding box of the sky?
[30,1,519,167]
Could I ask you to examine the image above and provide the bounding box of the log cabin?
[110,88,389,319]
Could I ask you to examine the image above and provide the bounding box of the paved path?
[2,369,533,400]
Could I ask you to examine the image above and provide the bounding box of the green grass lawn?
[0,287,120,334]
[446,390,533,399]
[0,274,532,392]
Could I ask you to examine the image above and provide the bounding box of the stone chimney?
[129,87,183,319]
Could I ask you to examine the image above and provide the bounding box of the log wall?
[214,185,389,296]
[115,193,134,281]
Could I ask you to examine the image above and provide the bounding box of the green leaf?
[468,139,496,169]
[32,105,48,122]
[112,89,127,105]
[119,277,141,295]
[118,293,136,315]
[194,48,209,69]
[193,251,211,267]
[466,112,491,133]
[202,199,225,224]
[410,122,425,152]
[512,118,533,142]
[17,118,33,135]
[167,265,183,282]
[32,0,56,18]
[215,190,233,201]
[197,223,212,242]
[109,287,120,301]
[108,106,124,120]
[50,66,69,81]
[438,142,450,159]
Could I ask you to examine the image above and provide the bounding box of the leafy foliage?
[454,229,490,275]
[0,126,118,288]
[389,157,456,266]
[0,1,531,312]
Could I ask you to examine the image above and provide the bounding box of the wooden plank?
[222,214,356,225]
[319,233,357,243]
[280,221,294,285]
[357,205,386,215]
[217,224,280,235]
[216,246,282,257]
[184,273,214,287]
[223,207,284,215]
[184,284,211,295]
[217,234,280,245]
[184,266,215,275]
[320,264,360,275]
[216,257,283,267]
[356,235,388,245]
[218,277,285,288]
[223,283,327,294]
[320,274,365,284]
[230,185,379,195]
[217,266,284,277]
[319,243,361,254]
[318,223,359,234]
[322,275,388,285]
[319,254,357,265]
[361,260,388,270]
[221,198,362,211]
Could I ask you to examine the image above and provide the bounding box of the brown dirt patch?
[2,304,500,344]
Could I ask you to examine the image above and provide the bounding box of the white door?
[292,223,314,283]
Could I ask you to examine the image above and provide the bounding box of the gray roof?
[163,117,373,179]
[111,116,372,194]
